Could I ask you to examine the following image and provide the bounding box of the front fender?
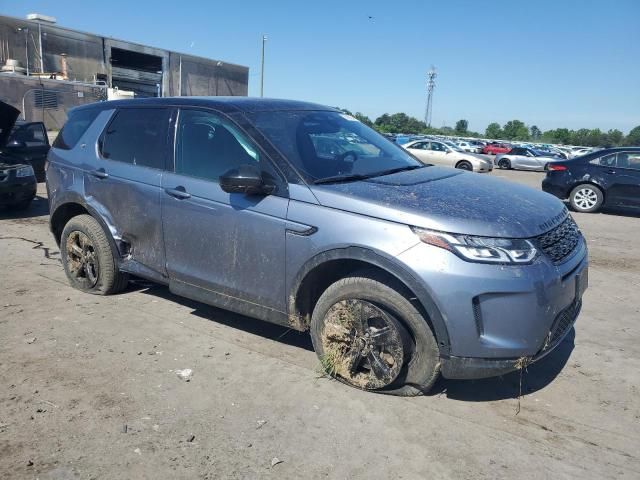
[288,246,451,354]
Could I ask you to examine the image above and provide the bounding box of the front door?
[427,141,451,166]
[161,108,289,318]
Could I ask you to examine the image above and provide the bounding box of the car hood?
[0,101,20,148]
[310,166,567,238]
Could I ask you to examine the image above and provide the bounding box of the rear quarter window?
[53,109,101,150]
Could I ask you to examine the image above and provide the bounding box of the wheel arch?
[570,181,606,203]
[288,247,451,354]
[50,195,123,262]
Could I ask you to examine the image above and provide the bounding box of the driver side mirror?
[219,164,274,195]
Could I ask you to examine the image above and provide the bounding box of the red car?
[482,142,511,155]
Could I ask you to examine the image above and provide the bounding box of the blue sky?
[3,0,639,133]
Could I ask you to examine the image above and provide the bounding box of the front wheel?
[569,184,603,213]
[310,271,440,396]
[456,160,473,171]
[61,214,129,295]
[498,158,511,169]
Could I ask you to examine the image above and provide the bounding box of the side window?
[409,142,425,150]
[617,152,640,170]
[430,142,445,152]
[175,109,259,182]
[591,153,617,167]
[101,108,170,169]
[53,109,100,150]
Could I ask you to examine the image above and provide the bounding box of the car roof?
[71,97,338,115]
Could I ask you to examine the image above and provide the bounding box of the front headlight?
[411,227,538,264]
[16,166,34,178]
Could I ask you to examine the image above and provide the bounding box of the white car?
[403,140,493,172]
[456,141,482,153]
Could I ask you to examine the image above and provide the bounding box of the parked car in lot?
[0,101,50,182]
[47,97,587,395]
[0,102,37,209]
[542,147,640,213]
[402,140,493,172]
[456,141,482,153]
[495,147,566,171]
[482,142,511,155]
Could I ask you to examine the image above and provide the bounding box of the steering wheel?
[337,150,358,164]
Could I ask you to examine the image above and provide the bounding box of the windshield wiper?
[313,173,369,185]
[368,165,425,178]
[313,165,425,185]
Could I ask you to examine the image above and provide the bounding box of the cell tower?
[425,66,437,127]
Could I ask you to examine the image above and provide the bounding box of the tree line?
[338,109,640,147]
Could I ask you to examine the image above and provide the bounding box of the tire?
[310,270,440,396]
[498,158,511,170]
[569,184,603,213]
[60,214,129,295]
[456,160,473,171]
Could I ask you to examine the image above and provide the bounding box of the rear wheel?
[456,160,473,171]
[310,271,440,396]
[570,184,603,213]
[61,214,129,295]
[498,158,511,169]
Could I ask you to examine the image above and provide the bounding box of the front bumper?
[0,179,37,205]
[396,235,588,377]
[440,297,582,379]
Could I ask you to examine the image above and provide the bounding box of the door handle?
[606,169,616,174]
[89,168,109,179]
[165,186,191,200]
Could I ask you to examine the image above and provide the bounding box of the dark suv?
[0,102,38,210]
[46,98,588,395]
[542,147,640,213]
[0,101,50,182]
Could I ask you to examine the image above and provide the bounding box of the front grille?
[541,298,581,352]
[536,216,581,264]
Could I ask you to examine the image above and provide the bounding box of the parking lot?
[1,169,639,479]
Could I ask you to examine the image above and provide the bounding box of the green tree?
[455,119,469,135]
[353,112,373,127]
[530,125,541,140]
[625,126,640,146]
[544,128,571,145]
[603,129,623,146]
[585,129,603,147]
[485,122,502,139]
[502,120,529,141]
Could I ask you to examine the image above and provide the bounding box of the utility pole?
[37,22,44,73]
[260,34,267,97]
[425,66,437,127]
[18,28,29,76]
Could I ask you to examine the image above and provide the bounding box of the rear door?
[161,107,289,316]
[84,106,171,277]
[612,151,640,207]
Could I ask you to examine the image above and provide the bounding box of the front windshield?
[247,110,423,183]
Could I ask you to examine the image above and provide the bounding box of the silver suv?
[46,98,588,395]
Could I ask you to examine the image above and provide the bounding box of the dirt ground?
[1,170,639,479]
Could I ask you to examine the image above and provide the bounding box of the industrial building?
[0,13,249,130]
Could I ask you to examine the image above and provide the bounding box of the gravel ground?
[1,171,639,479]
